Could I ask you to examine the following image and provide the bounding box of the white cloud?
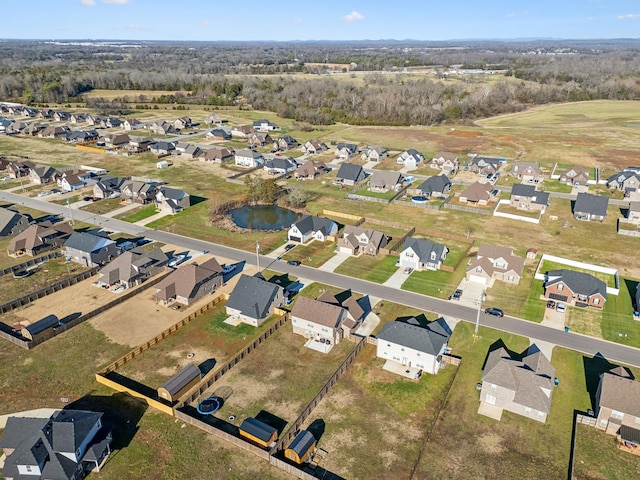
[197,20,209,26]
[292,18,303,25]
[124,24,149,31]
[343,11,364,22]
[617,13,640,20]
[80,0,96,5]
[587,16,597,21]
[103,0,131,4]
[505,12,516,18]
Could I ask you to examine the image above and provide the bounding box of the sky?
[0,0,639,42]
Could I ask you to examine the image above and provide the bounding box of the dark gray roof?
[544,269,607,299]
[49,410,103,454]
[417,174,451,194]
[24,314,59,336]
[151,141,175,151]
[239,417,277,442]
[291,215,336,236]
[159,186,188,200]
[511,184,549,205]
[472,156,501,168]
[159,364,201,396]
[620,425,640,444]
[64,231,115,253]
[336,143,358,153]
[225,274,283,320]
[607,170,640,184]
[377,318,450,355]
[287,430,316,456]
[401,237,447,263]
[574,192,609,216]
[336,162,365,182]
[265,157,298,170]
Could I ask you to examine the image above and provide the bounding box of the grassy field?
[80,198,124,215]
[403,266,468,299]
[118,204,158,223]
[573,424,640,480]
[486,262,547,322]
[334,254,399,283]
[280,240,337,268]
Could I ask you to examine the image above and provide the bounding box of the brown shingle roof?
[598,371,640,418]
[292,296,345,329]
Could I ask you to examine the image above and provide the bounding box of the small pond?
[228,205,302,231]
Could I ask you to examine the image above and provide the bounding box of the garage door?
[549,293,568,302]
[468,274,487,285]
[339,246,353,254]
[289,236,302,243]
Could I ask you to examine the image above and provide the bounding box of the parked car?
[403,267,413,274]
[451,289,463,301]
[556,303,566,313]
[287,260,301,266]
[546,300,556,309]
[83,196,93,202]
[485,307,504,317]
[222,264,235,274]
[37,191,50,197]
[284,244,295,251]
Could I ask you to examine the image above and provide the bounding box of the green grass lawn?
[118,204,158,223]
[494,203,542,218]
[334,254,399,283]
[280,240,337,268]
[542,180,574,193]
[352,185,397,200]
[402,266,467,299]
[80,197,123,215]
[573,424,640,480]
[486,264,547,322]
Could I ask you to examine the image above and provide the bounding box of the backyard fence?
[443,196,496,215]
[393,198,444,210]
[381,227,416,255]
[321,210,364,224]
[617,219,640,237]
[225,165,262,184]
[0,250,63,278]
[270,336,367,455]
[493,200,542,224]
[0,266,99,315]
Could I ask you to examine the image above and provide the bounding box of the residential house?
[39,125,70,139]
[93,176,128,199]
[70,112,87,123]
[543,269,607,309]
[470,156,501,175]
[174,116,192,130]
[0,207,30,237]
[123,118,143,131]
[335,143,358,160]
[7,221,73,256]
[225,274,285,327]
[626,201,640,226]
[466,244,525,286]
[235,149,265,168]
[335,163,365,186]
[294,160,329,180]
[338,225,389,256]
[595,367,640,454]
[86,115,102,127]
[7,160,34,178]
[264,157,298,175]
[59,173,86,192]
[607,169,640,196]
[459,181,497,205]
[509,184,549,211]
[64,231,119,267]
[202,146,235,163]
[38,108,54,119]
[205,128,232,141]
[573,192,608,222]
[302,139,328,155]
[22,107,38,118]
[368,170,404,193]
[0,409,112,480]
[176,143,201,159]
[205,113,224,126]
[376,318,451,377]
[253,119,279,132]
[151,121,176,135]
[5,120,26,134]
[103,118,121,129]
[414,175,451,198]
[28,165,59,185]
[154,257,223,306]
[65,130,99,144]
[248,132,272,147]
[430,152,459,174]
[559,165,590,186]
[291,296,348,350]
[103,133,130,148]
[274,135,299,151]
[398,237,448,271]
[22,122,45,136]
[366,146,388,162]
[149,141,176,155]
[53,111,70,122]
[288,215,338,243]
[230,125,253,138]
[126,136,153,153]
[98,247,168,289]
[397,149,425,168]
[511,161,543,183]
[480,345,556,423]
[156,186,190,214]
[121,180,158,204]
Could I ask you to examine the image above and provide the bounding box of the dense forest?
[1,39,640,125]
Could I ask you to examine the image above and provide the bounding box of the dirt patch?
[477,431,506,454]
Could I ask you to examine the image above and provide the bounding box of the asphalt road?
[3,190,639,368]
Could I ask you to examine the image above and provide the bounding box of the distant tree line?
[1,40,640,125]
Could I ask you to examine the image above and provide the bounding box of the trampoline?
[197,396,223,415]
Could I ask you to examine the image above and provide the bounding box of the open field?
[80,197,124,215]
[574,424,640,480]
[280,239,337,268]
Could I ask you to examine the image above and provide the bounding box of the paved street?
[2,190,640,368]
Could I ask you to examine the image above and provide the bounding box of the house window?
[26,466,32,473]
[490,383,497,392]
[476,267,482,272]
[536,411,545,419]
[593,298,600,305]
[417,353,421,357]
[524,407,532,415]
[557,284,564,291]
[600,419,608,427]
[611,410,624,420]
[430,252,436,261]
[405,252,414,258]
[485,394,496,405]
[507,275,514,281]
[635,417,640,424]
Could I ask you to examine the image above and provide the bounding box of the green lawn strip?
[80,198,124,215]
[118,204,158,223]
[485,264,546,322]
[539,260,617,288]
[52,195,80,205]
[542,180,574,194]
[334,254,398,284]
[280,241,337,268]
[352,185,397,200]
[573,424,640,480]
[295,282,344,301]
[402,266,467,299]
[494,203,541,218]
[0,180,21,190]
[415,322,590,479]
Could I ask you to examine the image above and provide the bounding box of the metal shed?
[21,314,59,341]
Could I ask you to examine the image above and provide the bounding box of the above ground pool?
[411,196,428,203]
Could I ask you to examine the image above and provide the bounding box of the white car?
[167,253,187,268]
[556,303,566,313]
[222,264,235,274]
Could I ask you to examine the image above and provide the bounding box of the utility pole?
[474,289,486,342]
[256,242,260,272]
[67,198,74,226]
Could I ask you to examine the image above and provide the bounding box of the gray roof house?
[0,409,112,480]
[470,156,501,175]
[225,274,285,327]
[0,206,30,237]
[235,149,265,168]
[264,157,299,175]
[397,149,425,168]
[93,176,128,199]
[335,163,365,186]
[573,192,609,222]
[368,171,404,193]
[480,345,556,423]
[543,269,607,309]
[253,119,279,132]
[607,170,640,195]
[366,146,388,162]
[415,175,451,198]
[154,257,223,306]
[149,141,176,155]
[398,237,448,271]
[510,184,550,211]
[288,215,338,244]
[97,247,168,289]
[376,318,451,377]
[156,187,190,214]
[338,225,389,256]
[121,180,158,204]
[64,232,119,267]
[335,143,359,160]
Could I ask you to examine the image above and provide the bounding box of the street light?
[256,242,260,272]
[474,289,486,342]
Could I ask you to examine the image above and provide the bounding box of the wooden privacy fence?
[384,227,416,254]
[177,314,289,408]
[271,336,367,455]
[321,210,364,224]
[0,266,99,314]
[0,250,63,278]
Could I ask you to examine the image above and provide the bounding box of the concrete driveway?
[383,267,408,289]
[541,304,566,330]
[456,278,486,308]
[317,251,351,272]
